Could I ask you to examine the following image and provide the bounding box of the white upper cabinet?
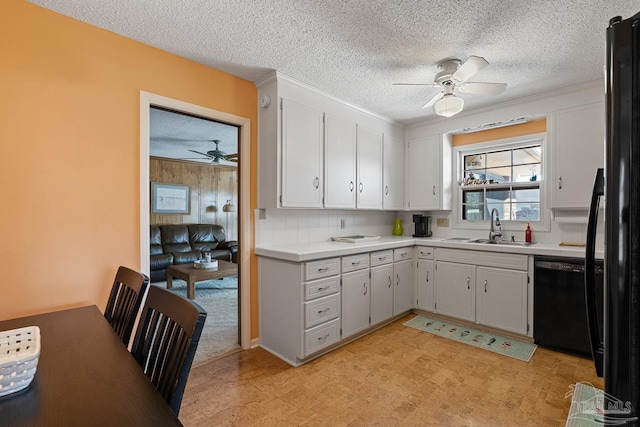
[356,125,383,209]
[280,98,324,208]
[550,102,605,210]
[383,135,405,210]
[324,114,357,209]
[408,134,452,211]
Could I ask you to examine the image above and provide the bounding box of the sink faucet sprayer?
[489,208,502,242]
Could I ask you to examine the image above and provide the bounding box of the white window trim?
[452,132,550,233]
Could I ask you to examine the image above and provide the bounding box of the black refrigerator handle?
[585,167,604,377]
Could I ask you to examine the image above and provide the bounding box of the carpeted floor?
[152,277,240,366]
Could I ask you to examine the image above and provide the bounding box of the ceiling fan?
[188,140,238,164]
[394,56,507,117]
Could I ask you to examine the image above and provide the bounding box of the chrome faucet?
[489,208,502,242]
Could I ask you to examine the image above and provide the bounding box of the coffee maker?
[413,215,432,237]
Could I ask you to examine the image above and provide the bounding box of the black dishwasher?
[533,256,603,359]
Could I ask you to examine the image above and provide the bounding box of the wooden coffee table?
[166,260,238,299]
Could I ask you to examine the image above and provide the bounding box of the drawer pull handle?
[352,261,360,266]
[317,267,329,273]
[359,182,364,193]
[558,176,562,190]
[420,251,431,256]
[400,252,407,257]
[350,181,354,192]
[318,333,330,342]
[363,283,367,295]
[378,256,386,261]
[467,277,470,290]
[318,308,330,316]
[317,285,330,292]
[388,276,392,288]
[484,280,488,293]
[385,185,389,195]
[426,271,429,282]
[396,274,400,286]
[314,176,320,189]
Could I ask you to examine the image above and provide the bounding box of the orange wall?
[451,120,546,146]
[0,0,259,337]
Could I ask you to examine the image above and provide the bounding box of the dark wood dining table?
[0,305,182,426]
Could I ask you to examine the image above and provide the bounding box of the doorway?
[139,92,251,352]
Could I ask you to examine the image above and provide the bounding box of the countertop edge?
[255,237,603,262]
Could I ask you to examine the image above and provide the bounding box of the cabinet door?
[408,134,451,210]
[370,264,394,325]
[476,267,528,335]
[435,262,475,322]
[356,125,383,209]
[324,114,357,208]
[393,259,414,315]
[416,259,434,312]
[281,98,324,208]
[383,135,405,210]
[342,270,370,339]
[551,102,605,209]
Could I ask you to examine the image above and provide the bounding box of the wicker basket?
[0,326,40,397]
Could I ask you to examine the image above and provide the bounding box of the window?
[460,142,542,223]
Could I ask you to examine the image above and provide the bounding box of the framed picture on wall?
[151,182,190,214]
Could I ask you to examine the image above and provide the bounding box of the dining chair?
[131,285,207,416]
[104,266,150,347]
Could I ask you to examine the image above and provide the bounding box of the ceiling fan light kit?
[434,94,464,117]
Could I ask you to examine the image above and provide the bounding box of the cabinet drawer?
[370,250,393,266]
[305,258,340,281]
[342,254,369,273]
[305,318,340,355]
[304,294,340,328]
[416,246,434,259]
[394,247,414,262]
[305,276,340,301]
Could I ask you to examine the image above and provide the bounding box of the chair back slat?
[131,286,207,416]
[104,266,149,346]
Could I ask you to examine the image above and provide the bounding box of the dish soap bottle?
[525,223,532,243]
[392,219,403,236]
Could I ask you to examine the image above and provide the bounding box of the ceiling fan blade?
[452,56,489,85]
[458,82,507,95]
[422,92,444,109]
[224,153,239,162]
[188,149,213,158]
[393,83,439,86]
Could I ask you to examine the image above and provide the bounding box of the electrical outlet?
[258,209,266,220]
[436,218,449,227]
[340,218,346,229]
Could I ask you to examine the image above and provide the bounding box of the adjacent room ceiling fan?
[188,140,238,164]
[394,56,507,117]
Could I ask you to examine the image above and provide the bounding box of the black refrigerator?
[585,12,640,426]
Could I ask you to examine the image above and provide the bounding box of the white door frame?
[139,91,251,350]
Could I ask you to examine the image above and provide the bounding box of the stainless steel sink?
[470,238,534,246]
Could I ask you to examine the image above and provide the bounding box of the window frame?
[452,132,549,233]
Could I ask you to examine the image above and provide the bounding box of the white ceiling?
[29,1,639,126]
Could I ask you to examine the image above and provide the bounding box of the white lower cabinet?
[476,267,528,335]
[342,269,370,339]
[393,248,414,315]
[416,246,435,312]
[370,250,394,326]
[434,261,476,322]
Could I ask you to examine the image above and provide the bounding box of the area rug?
[404,315,537,362]
[152,277,240,366]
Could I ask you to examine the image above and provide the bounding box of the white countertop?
[255,236,604,262]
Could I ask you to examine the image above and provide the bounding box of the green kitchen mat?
[404,315,537,362]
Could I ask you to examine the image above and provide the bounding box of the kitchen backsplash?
[254,209,605,248]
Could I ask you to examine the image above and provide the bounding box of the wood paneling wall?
[150,157,238,240]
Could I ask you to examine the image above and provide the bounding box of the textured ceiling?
[29,0,639,125]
